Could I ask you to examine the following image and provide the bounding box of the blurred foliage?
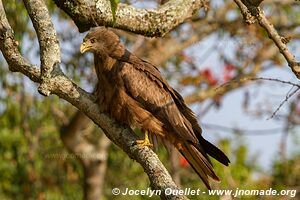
[0,0,299,200]
[272,154,300,190]
[3,0,29,41]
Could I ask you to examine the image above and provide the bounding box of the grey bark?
[23,0,61,96]
[53,0,207,36]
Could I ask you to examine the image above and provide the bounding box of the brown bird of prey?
[80,27,230,189]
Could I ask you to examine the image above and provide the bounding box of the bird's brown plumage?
[80,27,230,189]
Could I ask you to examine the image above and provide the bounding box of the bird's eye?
[90,38,95,44]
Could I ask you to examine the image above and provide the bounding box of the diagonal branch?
[53,0,207,36]
[0,1,186,199]
[234,0,300,79]
[23,0,61,96]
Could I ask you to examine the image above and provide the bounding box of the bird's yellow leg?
[135,130,153,147]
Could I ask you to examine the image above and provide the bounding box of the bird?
[80,27,230,189]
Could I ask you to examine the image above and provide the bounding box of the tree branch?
[53,0,207,36]
[23,0,61,96]
[234,0,300,79]
[249,77,300,119]
[0,1,187,199]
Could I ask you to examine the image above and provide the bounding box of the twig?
[267,87,300,120]
[248,77,300,119]
[218,77,300,119]
[248,77,300,88]
[217,76,300,91]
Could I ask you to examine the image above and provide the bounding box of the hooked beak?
[80,42,90,53]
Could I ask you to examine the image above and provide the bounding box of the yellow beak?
[80,42,88,53]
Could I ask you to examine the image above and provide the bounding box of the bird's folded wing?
[125,55,204,138]
[120,61,198,143]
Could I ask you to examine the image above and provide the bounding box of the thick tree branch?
[234,0,300,79]
[0,1,187,199]
[23,0,61,96]
[53,0,207,36]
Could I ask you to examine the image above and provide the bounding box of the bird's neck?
[94,52,116,73]
[110,44,127,60]
[93,43,129,74]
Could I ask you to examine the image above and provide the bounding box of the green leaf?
[109,0,119,24]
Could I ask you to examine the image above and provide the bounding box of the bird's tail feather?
[179,142,220,190]
[198,137,230,166]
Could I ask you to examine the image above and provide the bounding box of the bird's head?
[80,27,121,55]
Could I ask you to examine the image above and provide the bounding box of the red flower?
[201,69,212,78]
[224,64,235,72]
[201,69,218,86]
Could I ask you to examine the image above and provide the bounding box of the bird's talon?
[135,139,153,147]
[135,130,152,147]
